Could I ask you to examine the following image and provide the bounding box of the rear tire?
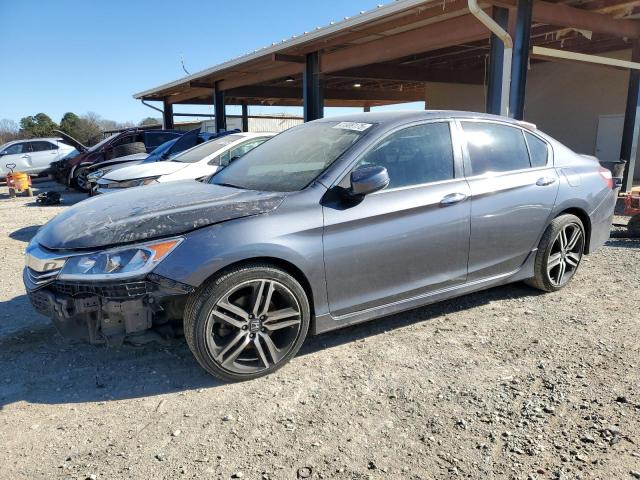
[184,263,310,382]
[527,214,585,292]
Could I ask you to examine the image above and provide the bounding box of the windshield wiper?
[214,182,245,190]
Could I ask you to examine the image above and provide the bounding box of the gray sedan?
[25,111,617,381]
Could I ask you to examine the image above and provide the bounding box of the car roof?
[315,110,531,129]
[4,137,64,144]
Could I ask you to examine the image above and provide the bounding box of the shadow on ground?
[0,282,542,409]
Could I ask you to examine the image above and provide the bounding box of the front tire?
[527,214,585,292]
[184,263,310,382]
[70,166,90,192]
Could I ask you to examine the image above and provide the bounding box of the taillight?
[598,166,613,189]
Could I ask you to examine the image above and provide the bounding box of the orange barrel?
[6,171,30,190]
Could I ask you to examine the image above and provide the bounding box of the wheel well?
[556,207,592,253]
[208,257,315,317]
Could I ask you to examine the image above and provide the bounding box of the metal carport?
[134,0,640,190]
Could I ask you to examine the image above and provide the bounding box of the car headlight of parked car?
[109,176,160,189]
[59,238,182,280]
[87,168,111,182]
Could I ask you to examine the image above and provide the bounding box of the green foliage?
[19,113,58,138]
[59,112,80,136]
[139,117,161,127]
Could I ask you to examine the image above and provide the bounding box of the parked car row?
[23,111,617,382]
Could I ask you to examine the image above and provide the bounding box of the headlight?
[59,238,182,280]
[113,176,160,188]
[87,168,111,182]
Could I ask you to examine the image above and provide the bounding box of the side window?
[525,132,548,167]
[462,122,530,175]
[30,141,57,152]
[145,131,179,148]
[216,150,232,167]
[354,122,455,190]
[3,143,25,154]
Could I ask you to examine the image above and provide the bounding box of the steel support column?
[509,0,533,119]
[241,101,249,132]
[363,106,370,112]
[162,99,174,129]
[303,52,323,122]
[486,7,509,115]
[621,41,640,192]
[214,81,227,132]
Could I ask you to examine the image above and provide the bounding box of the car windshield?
[87,134,118,152]
[171,135,242,163]
[143,138,178,163]
[210,121,372,192]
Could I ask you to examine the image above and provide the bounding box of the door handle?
[536,176,556,186]
[440,192,467,206]
[21,154,30,158]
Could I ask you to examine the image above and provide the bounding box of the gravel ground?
[1,181,639,480]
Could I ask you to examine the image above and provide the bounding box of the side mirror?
[349,165,390,196]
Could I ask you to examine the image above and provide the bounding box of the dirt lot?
[1,180,639,480]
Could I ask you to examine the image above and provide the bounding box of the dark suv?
[51,128,182,192]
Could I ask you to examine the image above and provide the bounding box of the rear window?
[462,122,530,175]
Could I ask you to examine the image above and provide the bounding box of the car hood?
[102,161,186,181]
[54,130,88,153]
[88,154,149,172]
[34,181,286,250]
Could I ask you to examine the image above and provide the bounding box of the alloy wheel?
[547,222,584,287]
[206,279,303,374]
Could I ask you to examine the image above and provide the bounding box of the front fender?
[153,192,328,316]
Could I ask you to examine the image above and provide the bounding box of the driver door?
[322,121,471,317]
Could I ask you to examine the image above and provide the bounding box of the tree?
[0,118,19,144]
[59,112,81,136]
[139,117,161,127]
[19,113,58,138]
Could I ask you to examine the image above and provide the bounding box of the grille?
[52,281,150,299]
[29,290,53,313]
[26,267,61,287]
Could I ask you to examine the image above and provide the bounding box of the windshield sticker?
[333,122,372,132]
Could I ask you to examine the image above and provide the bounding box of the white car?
[0,138,76,179]
[95,132,273,194]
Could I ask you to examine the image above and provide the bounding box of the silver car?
[24,111,616,381]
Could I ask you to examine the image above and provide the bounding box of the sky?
[0,0,423,126]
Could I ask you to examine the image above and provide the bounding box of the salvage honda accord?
[25,111,616,381]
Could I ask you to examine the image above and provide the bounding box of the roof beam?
[226,85,424,102]
[490,0,640,38]
[166,87,213,104]
[531,46,640,70]
[331,63,485,84]
[319,13,491,74]
[272,53,306,63]
[218,63,303,91]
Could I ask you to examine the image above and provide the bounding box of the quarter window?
[462,122,530,175]
[355,122,454,189]
[525,132,548,167]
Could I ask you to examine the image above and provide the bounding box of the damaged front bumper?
[25,270,193,345]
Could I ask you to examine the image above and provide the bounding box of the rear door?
[322,121,471,316]
[459,120,559,281]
